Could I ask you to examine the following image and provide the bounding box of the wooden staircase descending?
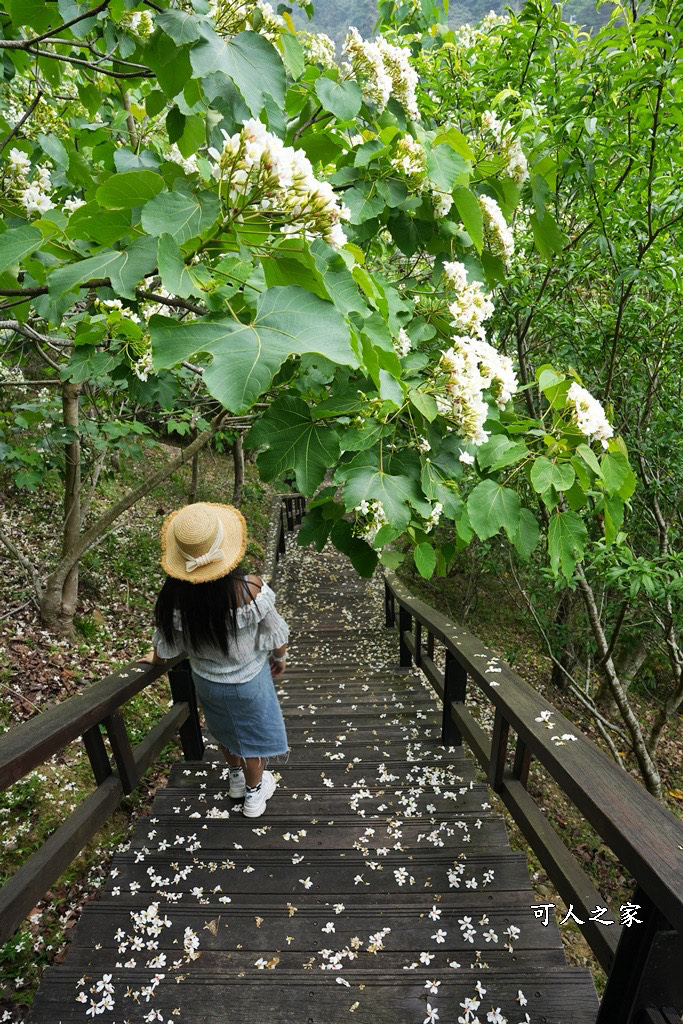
[29,526,598,1023]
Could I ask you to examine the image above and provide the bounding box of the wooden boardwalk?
[29,530,598,1023]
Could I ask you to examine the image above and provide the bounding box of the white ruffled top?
[153,579,289,685]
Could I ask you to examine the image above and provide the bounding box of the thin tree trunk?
[550,589,577,690]
[232,432,244,507]
[576,565,662,798]
[60,381,81,628]
[40,411,226,629]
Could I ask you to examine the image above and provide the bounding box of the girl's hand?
[138,649,157,664]
[270,656,286,678]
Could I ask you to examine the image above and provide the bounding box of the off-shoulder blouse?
[152,578,289,685]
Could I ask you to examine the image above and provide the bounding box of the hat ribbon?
[176,515,226,572]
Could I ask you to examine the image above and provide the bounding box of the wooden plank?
[29,971,599,1024]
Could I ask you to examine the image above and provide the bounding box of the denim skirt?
[191,657,290,763]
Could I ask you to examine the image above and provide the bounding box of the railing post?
[285,497,294,531]
[597,885,683,1024]
[103,710,138,795]
[168,658,205,761]
[384,580,395,628]
[512,736,532,788]
[442,650,466,747]
[277,506,286,561]
[414,622,422,668]
[398,604,412,667]
[82,725,112,786]
[488,708,510,793]
[295,497,303,524]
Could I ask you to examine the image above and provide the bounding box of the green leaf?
[600,451,630,496]
[157,233,196,298]
[335,451,432,530]
[245,395,340,495]
[141,189,220,244]
[408,390,438,422]
[576,443,602,477]
[510,508,540,559]
[467,479,521,541]
[157,8,203,44]
[66,204,132,245]
[530,210,567,262]
[95,171,165,210]
[548,510,588,580]
[190,30,286,117]
[342,186,385,225]
[427,143,467,192]
[48,250,124,297]
[433,126,475,162]
[151,286,356,413]
[314,77,362,121]
[109,236,157,299]
[604,495,624,547]
[453,186,483,252]
[8,0,58,31]
[0,226,43,275]
[280,31,304,80]
[476,434,528,472]
[530,456,576,495]
[414,542,436,580]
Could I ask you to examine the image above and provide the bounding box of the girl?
[141,501,290,819]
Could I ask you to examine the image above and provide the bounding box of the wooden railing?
[0,492,304,948]
[384,571,683,1024]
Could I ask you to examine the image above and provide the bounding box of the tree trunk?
[232,433,244,507]
[40,411,227,631]
[40,382,82,633]
[576,566,662,798]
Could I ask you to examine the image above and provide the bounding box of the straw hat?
[161,502,248,583]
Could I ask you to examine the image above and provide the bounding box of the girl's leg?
[218,745,266,787]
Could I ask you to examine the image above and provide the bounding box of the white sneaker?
[242,770,277,818]
[228,768,246,799]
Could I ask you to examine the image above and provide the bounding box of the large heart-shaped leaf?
[314,77,362,121]
[467,478,521,541]
[96,171,165,210]
[150,286,356,413]
[190,29,285,117]
[141,189,220,244]
[0,226,43,275]
[334,450,432,529]
[548,510,588,580]
[245,395,340,495]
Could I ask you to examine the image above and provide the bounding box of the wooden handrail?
[384,569,683,1023]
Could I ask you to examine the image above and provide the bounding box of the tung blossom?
[566,382,614,449]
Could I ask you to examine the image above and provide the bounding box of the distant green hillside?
[294,0,617,48]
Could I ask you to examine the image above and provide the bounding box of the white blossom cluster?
[567,382,614,448]
[298,30,337,69]
[342,28,420,120]
[443,260,495,341]
[481,109,528,186]
[390,135,427,186]
[167,143,199,176]
[432,187,454,218]
[353,499,388,543]
[209,118,350,247]
[127,9,155,37]
[439,335,518,444]
[454,10,510,48]
[63,195,86,215]
[207,0,299,39]
[6,148,55,216]
[424,501,443,533]
[376,37,420,121]
[342,28,393,111]
[0,360,25,384]
[478,194,515,265]
[394,327,412,358]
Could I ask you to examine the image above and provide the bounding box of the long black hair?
[154,562,258,656]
